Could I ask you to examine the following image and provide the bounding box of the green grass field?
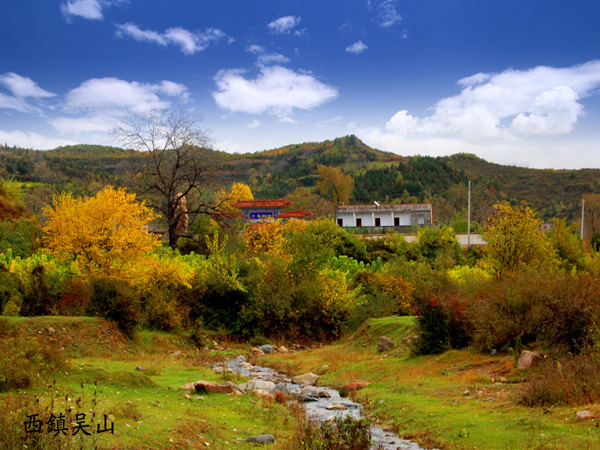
[2,316,600,449]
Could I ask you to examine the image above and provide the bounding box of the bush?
[467,272,600,353]
[520,352,600,406]
[86,278,138,337]
[414,295,470,355]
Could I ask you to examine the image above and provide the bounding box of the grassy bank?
[0,317,295,449]
[261,316,600,449]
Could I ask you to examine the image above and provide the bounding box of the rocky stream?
[212,354,426,449]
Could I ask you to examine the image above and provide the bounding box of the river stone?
[250,347,265,356]
[246,434,275,444]
[246,379,276,392]
[48,327,56,336]
[194,381,236,394]
[317,365,329,375]
[377,336,395,353]
[326,404,347,410]
[517,350,541,368]
[278,346,289,353]
[259,344,273,354]
[235,355,247,363]
[292,372,319,386]
[301,386,319,396]
[318,391,331,398]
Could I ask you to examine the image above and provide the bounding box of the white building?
[335,203,432,228]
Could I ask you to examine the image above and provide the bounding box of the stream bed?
[214,356,426,450]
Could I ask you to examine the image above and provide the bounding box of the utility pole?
[467,180,471,249]
[581,198,585,240]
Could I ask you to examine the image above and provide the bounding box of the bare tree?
[113,109,223,249]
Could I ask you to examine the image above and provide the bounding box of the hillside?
[2,138,600,223]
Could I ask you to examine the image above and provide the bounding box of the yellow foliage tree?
[43,187,159,277]
[219,182,254,210]
[316,165,354,206]
[482,201,557,273]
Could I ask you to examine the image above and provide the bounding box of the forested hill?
[2,138,600,223]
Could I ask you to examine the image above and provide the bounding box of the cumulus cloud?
[246,45,290,66]
[0,73,55,113]
[212,66,338,121]
[49,77,189,135]
[346,41,368,54]
[371,0,401,28]
[267,16,301,34]
[63,77,187,113]
[352,61,600,168]
[383,61,600,140]
[116,23,228,54]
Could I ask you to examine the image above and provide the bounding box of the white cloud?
[0,129,77,149]
[212,66,338,121]
[116,23,228,54]
[63,77,187,113]
[49,77,189,136]
[372,0,401,28]
[352,61,600,168]
[267,16,301,34]
[247,119,261,129]
[48,114,117,135]
[346,41,368,54]
[61,0,103,20]
[246,45,290,66]
[61,0,126,21]
[0,73,55,113]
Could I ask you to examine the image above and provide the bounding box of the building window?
[356,218,362,227]
[394,217,400,226]
[375,218,381,227]
[337,218,343,226]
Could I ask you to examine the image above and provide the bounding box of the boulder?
[517,350,541,369]
[250,347,265,356]
[246,434,275,444]
[278,346,289,353]
[342,380,370,392]
[318,391,331,398]
[292,372,319,386]
[246,379,276,392]
[194,381,236,394]
[377,336,395,353]
[259,344,273,354]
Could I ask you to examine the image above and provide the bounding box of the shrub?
[86,278,138,337]
[467,272,600,353]
[520,352,600,406]
[413,295,470,355]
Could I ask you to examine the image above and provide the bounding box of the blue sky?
[1,1,600,169]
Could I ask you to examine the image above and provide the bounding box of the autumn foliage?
[43,187,159,277]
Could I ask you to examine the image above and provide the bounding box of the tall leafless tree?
[113,109,224,249]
